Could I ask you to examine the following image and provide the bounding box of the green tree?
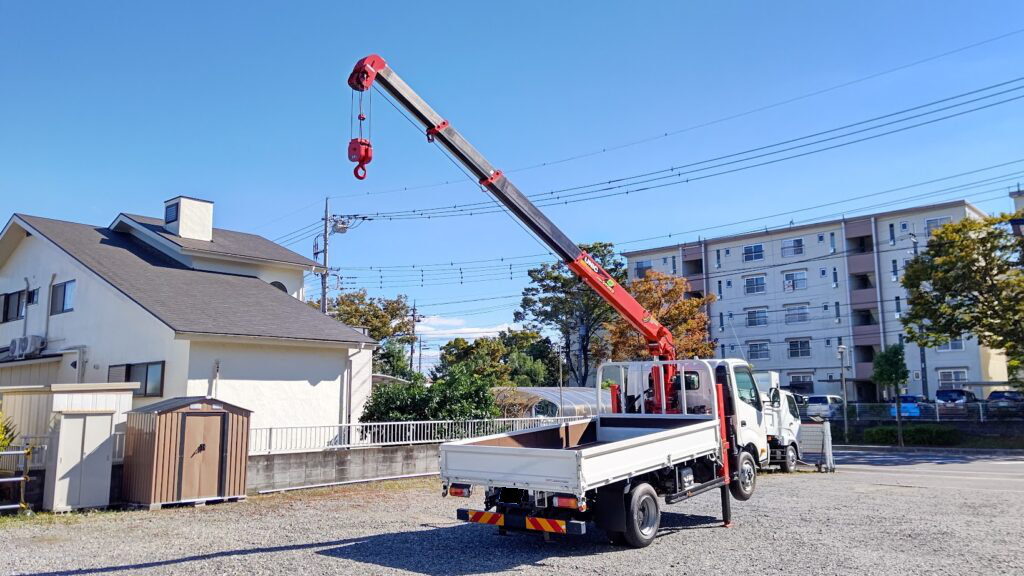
[360,365,498,423]
[430,329,550,388]
[515,242,625,387]
[901,211,1024,386]
[327,289,418,376]
[360,380,431,422]
[373,341,416,381]
[873,344,910,447]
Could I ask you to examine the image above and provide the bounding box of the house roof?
[120,213,318,268]
[128,396,251,414]
[14,214,375,346]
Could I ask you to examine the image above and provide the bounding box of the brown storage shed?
[122,397,250,509]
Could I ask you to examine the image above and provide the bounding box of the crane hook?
[348,138,373,180]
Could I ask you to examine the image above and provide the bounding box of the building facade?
[624,199,1010,401]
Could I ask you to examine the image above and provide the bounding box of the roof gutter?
[174,331,377,350]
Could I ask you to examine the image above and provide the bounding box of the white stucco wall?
[186,340,355,429]
[348,348,373,424]
[0,231,190,408]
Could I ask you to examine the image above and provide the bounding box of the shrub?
[863,424,959,446]
[0,413,15,450]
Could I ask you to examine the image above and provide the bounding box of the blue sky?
[2,2,1022,366]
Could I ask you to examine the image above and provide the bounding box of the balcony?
[850,288,877,307]
[855,361,875,380]
[846,252,875,274]
[852,323,881,339]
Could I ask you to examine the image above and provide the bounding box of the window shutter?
[107,364,127,383]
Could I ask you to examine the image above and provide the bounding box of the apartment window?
[784,304,810,324]
[888,223,896,245]
[715,249,721,268]
[829,232,836,253]
[837,336,843,346]
[2,290,26,323]
[725,249,731,256]
[823,303,829,311]
[781,238,804,257]
[717,280,723,299]
[165,202,179,224]
[50,280,76,315]
[834,302,841,320]
[891,259,899,278]
[109,361,165,397]
[938,336,965,351]
[671,255,677,275]
[898,334,905,346]
[788,339,811,358]
[895,296,902,313]
[832,267,839,285]
[743,244,764,262]
[783,270,807,291]
[719,312,725,331]
[745,308,768,327]
[789,373,813,392]
[925,216,952,236]
[720,344,726,357]
[937,369,968,386]
[26,288,38,305]
[817,233,825,243]
[900,221,910,232]
[634,260,652,279]
[825,338,832,347]
[725,280,732,288]
[820,267,827,278]
[748,342,770,360]
[744,275,766,295]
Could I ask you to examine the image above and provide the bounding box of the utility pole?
[910,231,929,399]
[558,342,565,417]
[837,344,849,444]
[418,337,424,374]
[320,197,329,314]
[408,301,422,372]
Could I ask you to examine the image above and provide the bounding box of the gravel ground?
[5,464,1023,576]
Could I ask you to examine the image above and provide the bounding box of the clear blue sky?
[2,2,1022,364]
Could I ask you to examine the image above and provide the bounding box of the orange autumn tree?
[604,270,716,361]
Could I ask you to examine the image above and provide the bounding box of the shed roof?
[14,214,375,346]
[129,396,251,414]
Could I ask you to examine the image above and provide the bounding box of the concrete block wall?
[246,444,440,493]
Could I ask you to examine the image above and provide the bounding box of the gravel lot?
[5,457,1024,576]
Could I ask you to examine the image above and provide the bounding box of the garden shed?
[122,397,250,509]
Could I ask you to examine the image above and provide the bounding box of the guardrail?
[249,416,581,455]
[799,402,1021,423]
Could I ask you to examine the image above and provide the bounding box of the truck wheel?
[623,483,660,548]
[780,445,797,473]
[729,451,757,501]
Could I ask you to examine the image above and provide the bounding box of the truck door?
[732,366,769,464]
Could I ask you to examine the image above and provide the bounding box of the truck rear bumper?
[457,508,586,535]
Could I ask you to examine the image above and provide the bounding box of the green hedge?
[862,424,960,446]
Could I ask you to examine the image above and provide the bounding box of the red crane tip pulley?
[347,54,386,179]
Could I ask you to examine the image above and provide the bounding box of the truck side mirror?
[770,389,781,408]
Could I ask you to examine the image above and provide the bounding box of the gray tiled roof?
[17,214,375,346]
[122,214,318,268]
[128,396,252,414]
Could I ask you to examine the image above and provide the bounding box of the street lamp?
[837,344,849,444]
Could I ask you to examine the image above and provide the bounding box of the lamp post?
[837,344,849,444]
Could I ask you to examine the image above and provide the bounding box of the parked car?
[986,390,1024,417]
[805,395,844,419]
[889,395,927,418]
[935,389,979,416]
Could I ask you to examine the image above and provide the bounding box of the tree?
[373,341,416,380]
[873,344,910,447]
[360,365,498,423]
[327,289,416,376]
[604,270,716,361]
[516,242,625,387]
[430,329,549,388]
[901,212,1024,386]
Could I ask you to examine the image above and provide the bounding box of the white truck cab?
[754,370,802,472]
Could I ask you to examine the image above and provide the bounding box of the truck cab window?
[733,368,761,411]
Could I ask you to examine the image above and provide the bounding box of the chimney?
[163,196,214,241]
[1011,186,1023,213]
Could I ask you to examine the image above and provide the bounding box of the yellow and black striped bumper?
[457,508,585,535]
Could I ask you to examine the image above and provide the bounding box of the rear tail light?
[448,484,472,498]
[552,496,585,511]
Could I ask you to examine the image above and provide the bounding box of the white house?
[0,196,376,429]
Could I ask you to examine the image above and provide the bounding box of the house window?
[110,361,165,397]
[742,244,764,262]
[888,223,896,245]
[781,238,804,257]
[937,369,968,386]
[938,336,965,351]
[925,216,952,236]
[2,290,26,323]
[26,288,38,305]
[744,275,766,295]
[50,280,76,315]
[788,339,811,358]
[748,342,770,360]
[165,202,180,224]
[634,260,652,279]
[784,304,810,324]
[783,270,807,291]
[745,308,768,327]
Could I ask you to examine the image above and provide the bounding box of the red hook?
[348,138,373,180]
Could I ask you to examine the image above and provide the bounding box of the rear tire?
[780,445,797,473]
[729,451,757,501]
[623,483,660,548]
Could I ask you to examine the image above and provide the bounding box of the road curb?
[833,444,1024,456]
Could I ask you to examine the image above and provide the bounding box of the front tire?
[780,444,797,473]
[729,451,757,501]
[623,483,660,548]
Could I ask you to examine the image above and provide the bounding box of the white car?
[805,395,844,419]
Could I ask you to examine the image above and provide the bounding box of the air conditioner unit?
[10,335,46,360]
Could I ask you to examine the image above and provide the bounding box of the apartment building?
[624,199,1011,401]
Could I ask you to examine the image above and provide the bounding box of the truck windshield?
[734,369,761,410]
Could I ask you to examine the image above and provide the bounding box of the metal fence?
[799,402,1021,423]
[0,433,125,472]
[249,416,582,455]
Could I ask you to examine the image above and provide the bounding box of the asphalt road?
[6,449,1024,575]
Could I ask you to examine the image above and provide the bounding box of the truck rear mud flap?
[457,508,586,535]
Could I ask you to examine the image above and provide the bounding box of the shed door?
[178,414,224,501]
[53,413,113,510]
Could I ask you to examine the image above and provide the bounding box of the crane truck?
[346,54,771,548]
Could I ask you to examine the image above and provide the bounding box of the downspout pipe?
[22,278,30,338]
[43,273,56,345]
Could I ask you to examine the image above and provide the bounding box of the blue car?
[889,395,924,418]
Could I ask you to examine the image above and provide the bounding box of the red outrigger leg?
[715,381,733,527]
